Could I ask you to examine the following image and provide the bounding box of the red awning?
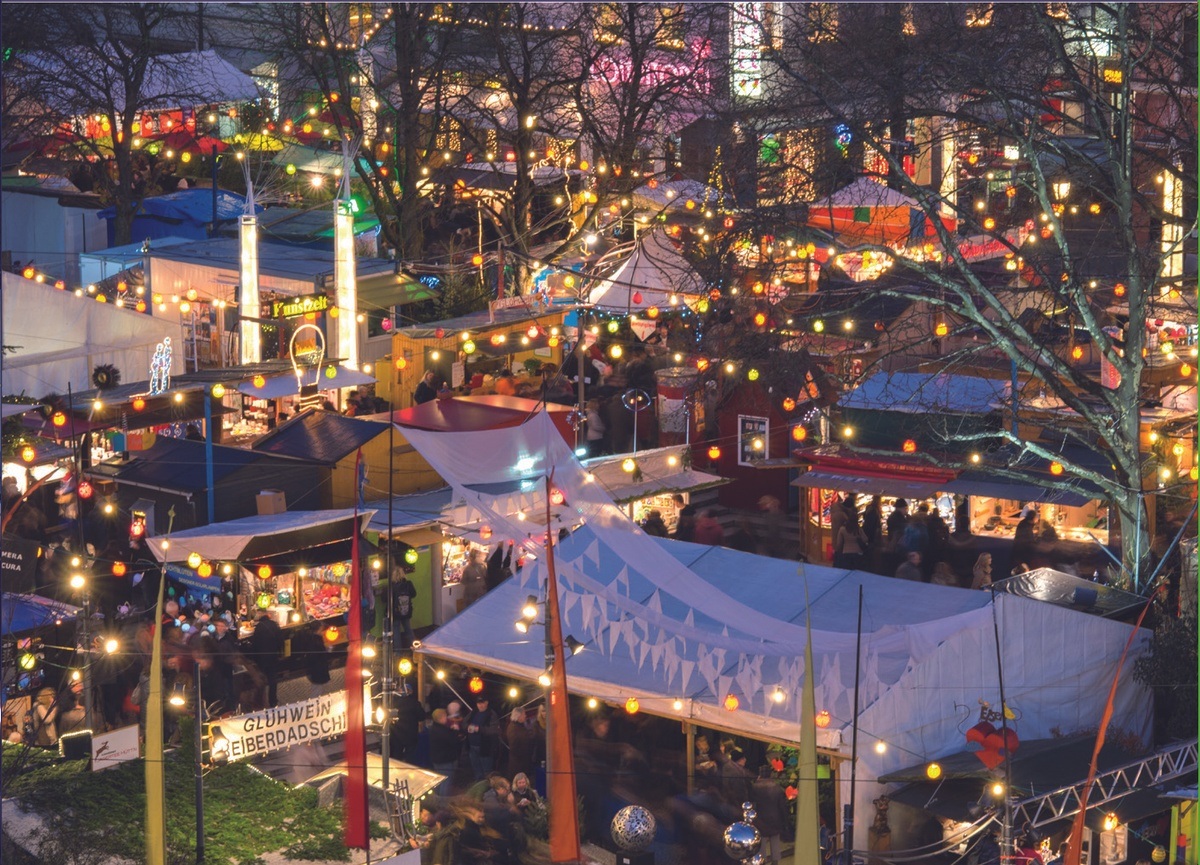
[393,395,577,444]
[793,445,959,484]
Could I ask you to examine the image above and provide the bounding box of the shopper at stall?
[390,682,425,764]
[466,695,501,781]
[751,764,789,865]
[248,608,285,708]
[505,708,537,780]
[641,510,670,537]
[391,569,418,649]
[460,548,488,607]
[885,498,910,572]
[694,509,726,546]
[415,371,440,405]
[1012,508,1039,570]
[894,551,924,582]
[860,495,884,571]
[429,708,463,795]
[834,512,868,570]
[971,553,994,590]
[31,687,59,747]
[720,747,754,807]
[292,621,331,687]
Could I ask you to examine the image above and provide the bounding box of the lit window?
[808,3,839,42]
[966,4,994,27]
[656,5,686,50]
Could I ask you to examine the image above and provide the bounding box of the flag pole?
[543,474,581,865]
[344,449,370,850]
[145,507,176,865]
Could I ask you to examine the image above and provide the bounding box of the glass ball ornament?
[610,805,657,853]
[723,821,762,860]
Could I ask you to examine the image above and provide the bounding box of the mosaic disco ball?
[611,805,657,852]
[723,821,762,860]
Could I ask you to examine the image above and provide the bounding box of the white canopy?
[146,508,372,563]
[397,410,1153,847]
[809,177,922,210]
[586,229,705,311]
[631,178,735,213]
[16,48,260,115]
[2,271,184,397]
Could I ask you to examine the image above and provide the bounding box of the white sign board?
[629,317,657,341]
[215,691,348,762]
[92,724,140,771]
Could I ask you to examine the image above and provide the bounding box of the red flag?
[544,476,581,864]
[344,448,369,849]
[1064,592,1157,865]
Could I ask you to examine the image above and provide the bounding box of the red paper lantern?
[435,327,446,339]
[132,398,146,411]
[631,292,643,305]
[468,675,484,694]
[815,710,831,728]
[792,426,807,442]
[901,440,918,454]
[77,480,94,499]
[112,562,127,577]
[549,488,566,506]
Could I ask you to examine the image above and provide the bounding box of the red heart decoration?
[966,721,995,745]
[1002,728,1020,751]
[983,731,1005,752]
[974,748,1005,770]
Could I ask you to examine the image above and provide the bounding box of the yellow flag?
[795,576,820,863]
[145,571,167,864]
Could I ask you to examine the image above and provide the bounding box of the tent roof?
[631,178,735,212]
[94,435,298,493]
[838,371,1009,414]
[145,508,372,563]
[235,367,375,400]
[991,568,1147,620]
[809,177,921,210]
[98,189,260,226]
[1,592,80,636]
[393,395,576,442]
[400,411,1150,753]
[15,48,259,115]
[586,229,705,311]
[147,238,400,286]
[252,409,392,465]
[582,446,729,503]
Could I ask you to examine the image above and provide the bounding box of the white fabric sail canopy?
[399,410,1153,845]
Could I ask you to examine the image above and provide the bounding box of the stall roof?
[1,592,80,636]
[393,395,576,443]
[235,366,375,400]
[98,189,261,228]
[391,303,563,339]
[582,446,730,503]
[92,436,303,494]
[252,410,392,466]
[839,371,1010,414]
[991,568,1148,620]
[146,508,374,563]
[364,487,455,538]
[148,238,403,287]
[586,228,706,311]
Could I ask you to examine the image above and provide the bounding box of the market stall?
[582,445,729,530]
[146,509,376,641]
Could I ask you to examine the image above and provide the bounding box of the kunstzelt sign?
[272,294,330,319]
[213,691,347,761]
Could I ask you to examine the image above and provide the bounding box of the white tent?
[631,178,735,213]
[145,509,372,563]
[398,410,1153,848]
[1,271,184,397]
[586,228,705,311]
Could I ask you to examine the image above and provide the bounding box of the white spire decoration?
[238,161,260,364]
[334,137,359,369]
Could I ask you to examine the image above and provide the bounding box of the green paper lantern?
[404,548,419,565]
[325,365,337,379]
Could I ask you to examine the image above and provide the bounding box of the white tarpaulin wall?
[2,271,184,397]
[402,411,1152,845]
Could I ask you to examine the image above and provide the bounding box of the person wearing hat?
[885,498,910,573]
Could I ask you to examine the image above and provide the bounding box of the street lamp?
[1051,174,1072,202]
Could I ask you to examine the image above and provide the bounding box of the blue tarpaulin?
[1,592,79,636]
[98,189,264,244]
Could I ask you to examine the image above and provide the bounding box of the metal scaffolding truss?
[1012,738,1198,830]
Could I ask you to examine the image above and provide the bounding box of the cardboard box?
[256,489,286,515]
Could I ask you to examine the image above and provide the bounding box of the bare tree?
[693,2,1197,578]
[1,4,257,245]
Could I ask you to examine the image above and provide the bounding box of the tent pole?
[685,722,696,795]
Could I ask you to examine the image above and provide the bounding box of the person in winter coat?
[752,765,790,865]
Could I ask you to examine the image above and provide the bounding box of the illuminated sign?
[272,294,330,319]
[213,692,348,761]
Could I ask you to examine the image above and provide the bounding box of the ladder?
[384,777,414,842]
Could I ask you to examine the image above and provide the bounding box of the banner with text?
[214,691,348,761]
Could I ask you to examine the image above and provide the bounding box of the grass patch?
[2,724,351,863]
